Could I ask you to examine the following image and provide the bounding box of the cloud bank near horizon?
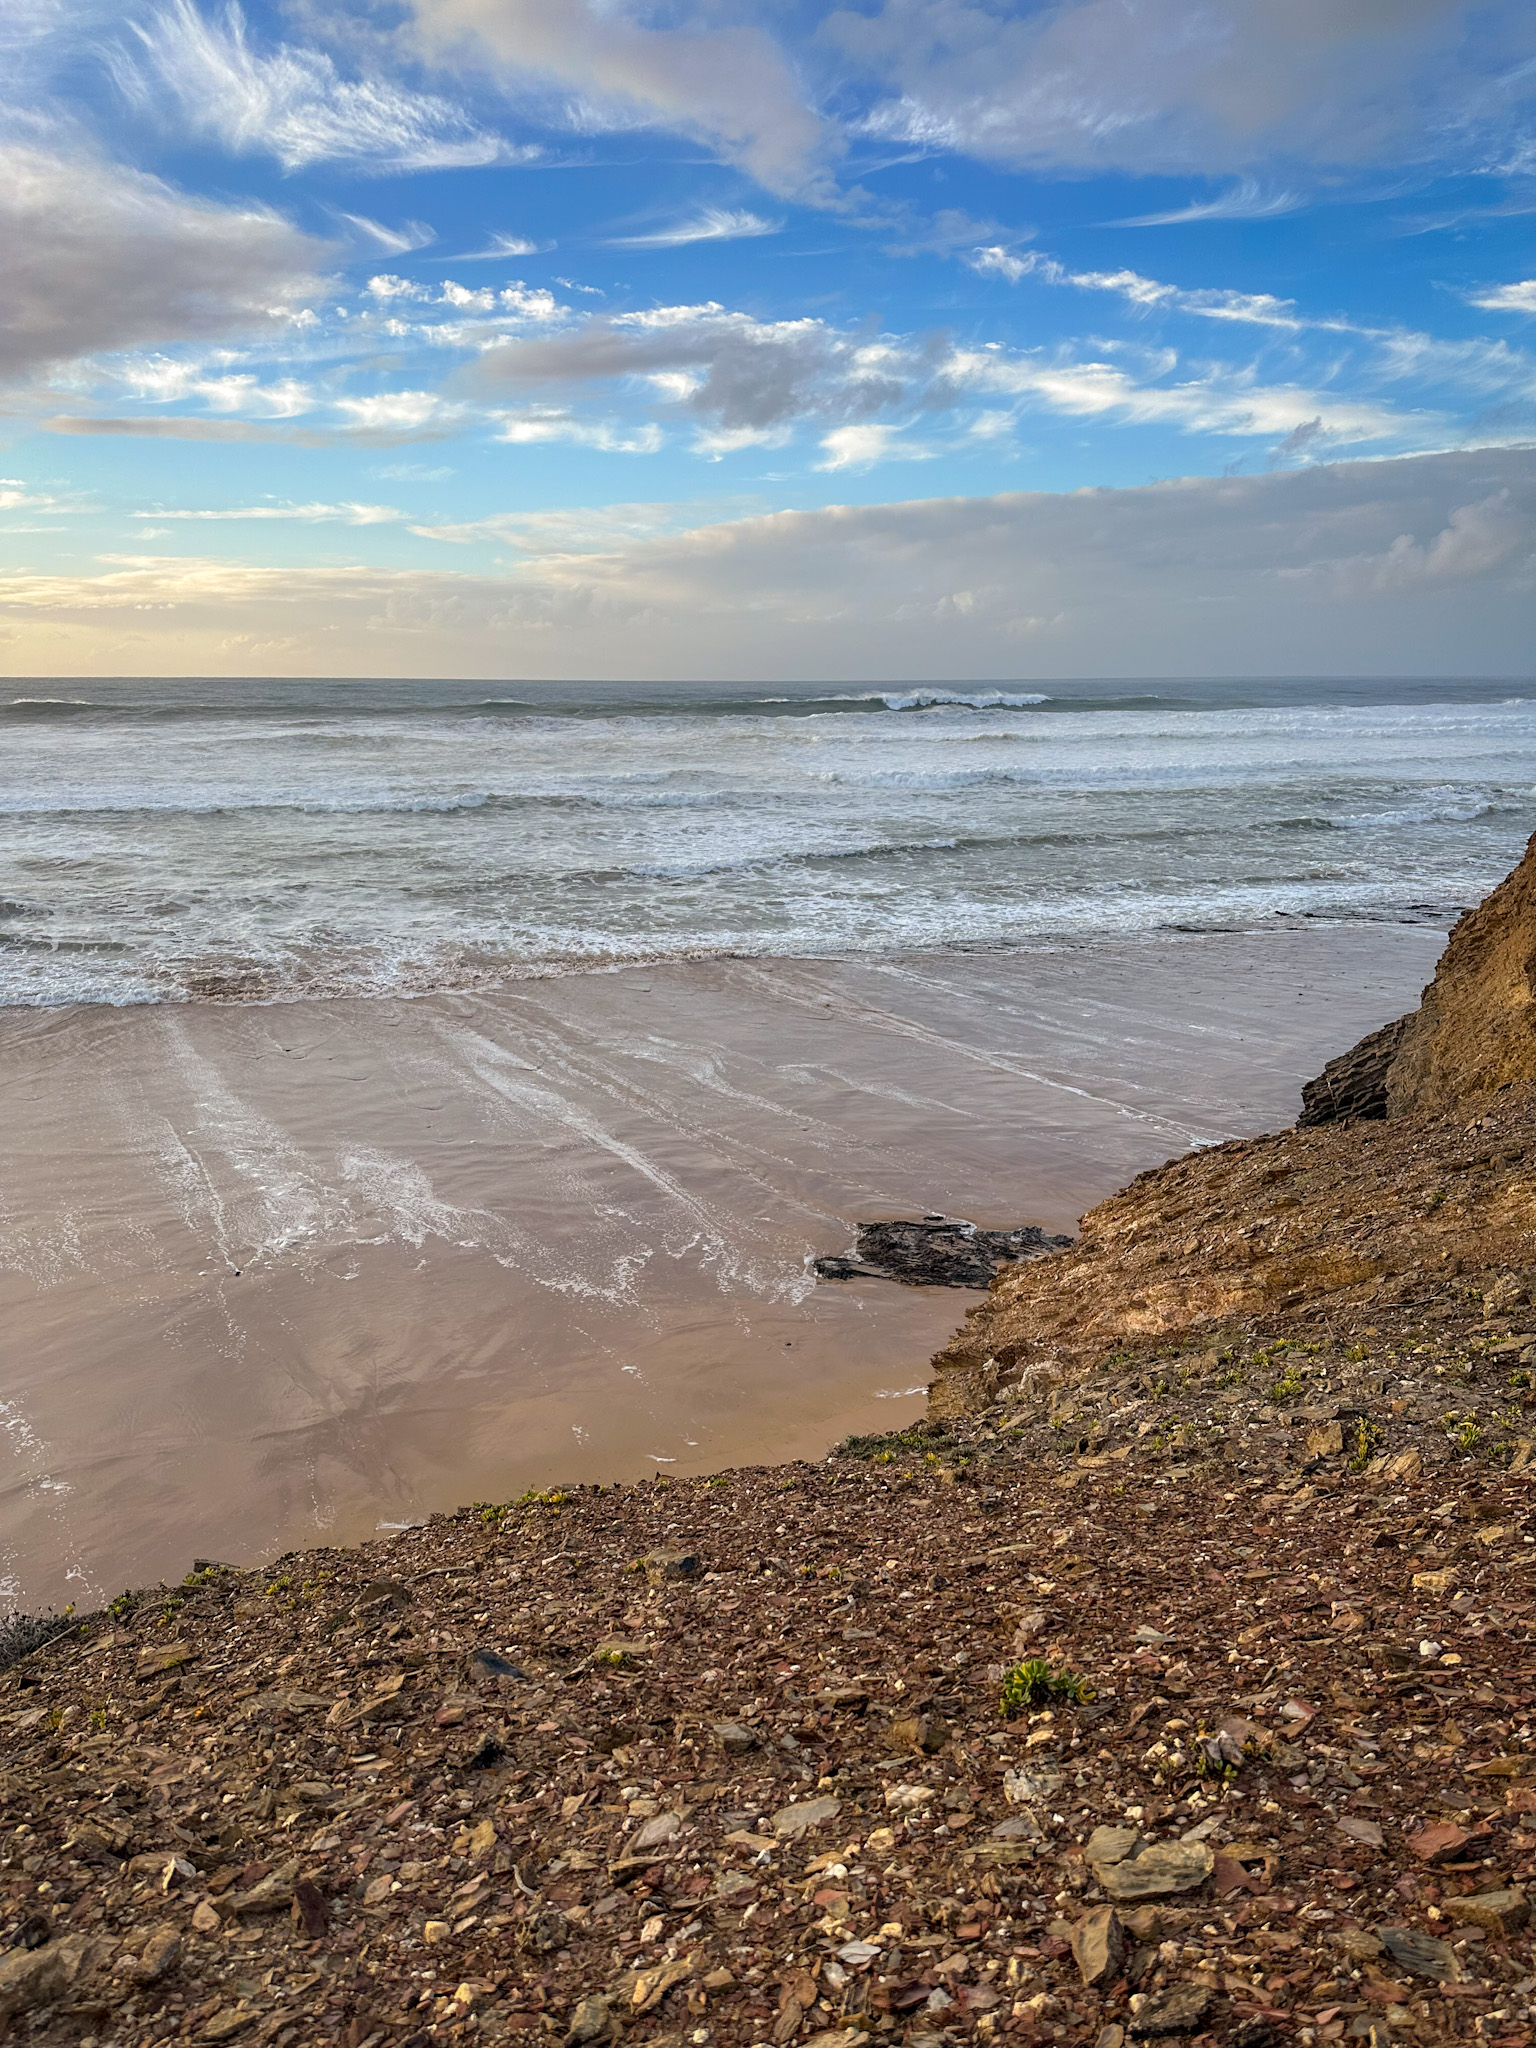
[3,448,1530,681]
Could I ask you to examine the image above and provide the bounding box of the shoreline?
[0,923,1444,1612]
[0,907,1460,1017]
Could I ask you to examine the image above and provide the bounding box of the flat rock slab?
[772,1795,841,1839]
[1128,1984,1213,2036]
[1377,1925,1462,1982]
[1086,1829,1214,1902]
[814,1218,1072,1288]
[1443,1888,1529,1936]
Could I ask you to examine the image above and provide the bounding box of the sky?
[1,0,1534,679]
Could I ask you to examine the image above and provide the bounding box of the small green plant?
[999,1657,1093,1718]
[1443,1412,1484,1452]
[107,1590,138,1623]
[1346,1416,1385,1471]
[1212,1367,1246,1389]
[1508,1369,1533,1391]
[1344,1343,1367,1364]
[1271,1362,1305,1401]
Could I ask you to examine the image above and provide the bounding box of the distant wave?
[1336,791,1500,830]
[815,689,1052,712]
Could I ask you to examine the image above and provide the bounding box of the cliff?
[930,836,1536,1425]
[1299,829,1536,1126]
[1387,828,1536,1115]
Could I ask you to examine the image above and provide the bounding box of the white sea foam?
[0,682,1531,1006]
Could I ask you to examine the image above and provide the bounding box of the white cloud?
[332,391,461,432]
[458,234,546,261]
[0,481,60,512]
[1470,281,1536,314]
[611,208,782,249]
[1117,179,1303,225]
[951,347,1405,445]
[115,357,315,417]
[338,213,435,254]
[968,247,1304,329]
[119,0,518,172]
[0,141,326,382]
[471,298,1413,456]
[830,0,1536,178]
[490,409,663,453]
[2,449,1530,679]
[404,0,829,195]
[817,422,929,469]
[366,274,429,303]
[133,500,404,524]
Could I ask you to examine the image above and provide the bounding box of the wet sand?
[0,924,1443,1610]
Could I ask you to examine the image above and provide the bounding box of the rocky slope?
[1,1440,1533,2048]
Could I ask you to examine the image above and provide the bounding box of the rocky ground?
[1,1395,1531,2048]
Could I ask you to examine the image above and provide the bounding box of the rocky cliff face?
[1300,830,1536,1124]
[1386,827,1536,1115]
[927,834,1536,1422]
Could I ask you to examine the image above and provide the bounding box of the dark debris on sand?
[815,1222,1073,1289]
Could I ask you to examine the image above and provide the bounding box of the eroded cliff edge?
[928,831,1536,1426]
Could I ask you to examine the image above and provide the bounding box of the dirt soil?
[928,1085,1536,1443]
[1,1414,1532,2048]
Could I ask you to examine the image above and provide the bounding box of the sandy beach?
[0,922,1444,1610]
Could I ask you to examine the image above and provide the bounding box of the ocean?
[1,675,1532,1008]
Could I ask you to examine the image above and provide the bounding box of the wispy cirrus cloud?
[832,0,1536,181]
[456,233,547,261]
[117,0,521,172]
[610,208,782,249]
[969,247,1304,329]
[1116,178,1303,226]
[336,213,436,255]
[468,298,1418,460]
[131,499,405,523]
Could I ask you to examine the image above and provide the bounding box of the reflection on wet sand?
[0,925,1442,1609]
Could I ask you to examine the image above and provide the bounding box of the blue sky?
[2,0,1534,676]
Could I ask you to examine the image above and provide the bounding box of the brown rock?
[1407,1821,1470,1864]
[772,1795,841,1839]
[224,1857,300,1914]
[0,1935,91,2022]
[1071,1905,1126,1988]
[1085,1829,1214,1902]
[1443,1888,1529,1936]
[889,1712,949,1754]
[1377,1925,1462,1982]
[1128,1984,1212,2036]
[135,1925,182,1982]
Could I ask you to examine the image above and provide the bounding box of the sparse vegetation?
[999,1656,1092,1716]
